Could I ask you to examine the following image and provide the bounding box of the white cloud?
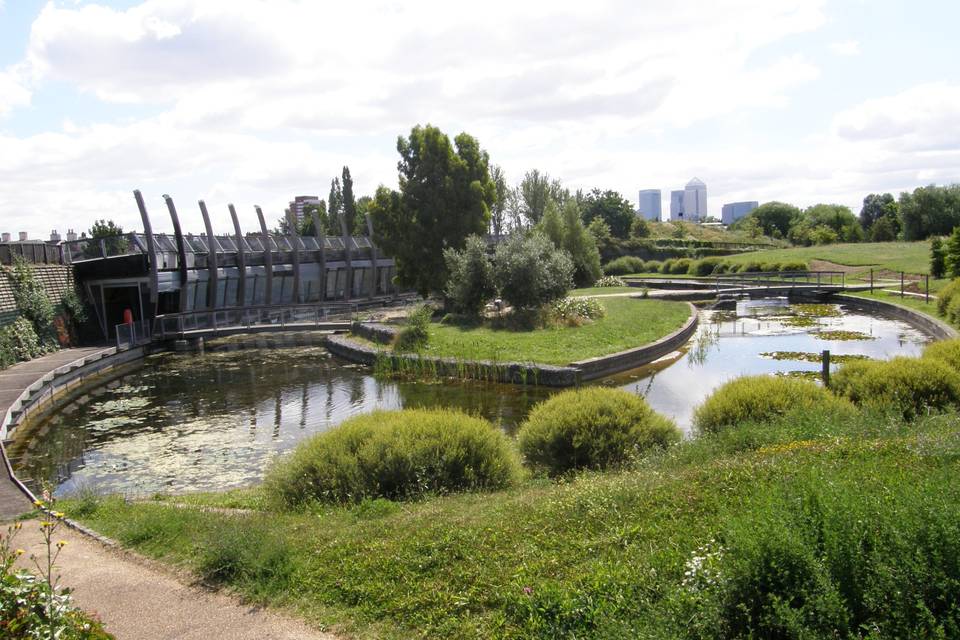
[828,40,861,56]
[0,67,31,117]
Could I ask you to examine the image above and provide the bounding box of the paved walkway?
[13,522,336,640]
[0,346,112,520]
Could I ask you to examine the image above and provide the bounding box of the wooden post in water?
[822,350,830,387]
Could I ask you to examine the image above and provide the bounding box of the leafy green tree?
[930,236,947,278]
[789,204,862,245]
[560,200,602,286]
[859,193,899,233]
[518,170,565,227]
[539,199,564,247]
[947,227,960,278]
[738,202,800,238]
[869,216,897,242]
[489,165,508,238]
[328,177,343,233]
[85,219,128,257]
[630,216,651,238]
[370,124,495,296]
[493,232,573,311]
[587,217,612,245]
[899,184,960,240]
[298,200,330,235]
[581,189,635,239]
[443,235,496,315]
[341,166,360,235]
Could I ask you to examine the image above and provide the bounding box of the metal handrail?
[152,302,358,339]
[711,271,846,291]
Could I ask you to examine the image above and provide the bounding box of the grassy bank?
[422,298,691,365]
[567,286,637,296]
[61,405,960,639]
[720,241,931,274]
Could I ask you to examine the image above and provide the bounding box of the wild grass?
[60,406,960,639]
[423,298,691,365]
[721,241,931,274]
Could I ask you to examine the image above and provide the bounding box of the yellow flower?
[33,500,43,508]
[40,521,53,528]
[56,540,67,548]
[52,511,65,519]
[15,549,24,556]
[14,522,22,530]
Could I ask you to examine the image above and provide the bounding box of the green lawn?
[568,286,637,296]
[721,241,931,274]
[846,290,945,319]
[422,297,692,365]
[61,406,960,639]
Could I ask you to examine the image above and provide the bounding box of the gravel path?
[13,520,337,640]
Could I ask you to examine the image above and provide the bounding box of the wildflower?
[14,522,22,530]
[52,511,66,519]
[40,521,54,528]
[57,541,67,548]
[33,500,43,508]
[15,549,24,556]
[522,586,533,595]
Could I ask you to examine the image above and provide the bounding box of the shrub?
[643,260,662,273]
[0,317,44,369]
[603,256,645,276]
[937,278,960,321]
[551,297,605,325]
[265,409,522,505]
[693,375,855,434]
[922,339,960,372]
[760,262,781,272]
[197,521,294,594]
[779,261,809,272]
[518,388,679,475]
[393,304,431,352]
[9,258,55,343]
[659,259,675,274]
[670,258,692,275]
[443,235,495,316]
[594,275,626,288]
[948,296,960,327]
[737,261,763,273]
[494,232,574,311]
[930,236,947,279]
[831,357,960,419]
[689,258,722,277]
[711,261,732,275]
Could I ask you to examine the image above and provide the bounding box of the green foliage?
[594,275,626,287]
[689,257,721,276]
[659,259,675,274]
[859,192,899,232]
[560,200,602,286]
[930,236,947,279]
[86,219,128,257]
[923,338,960,372]
[737,201,801,238]
[831,357,960,420]
[197,520,294,595]
[581,189,635,239]
[0,317,44,368]
[59,289,88,324]
[946,226,960,278]
[737,261,763,273]
[899,183,960,240]
[630,216,651,238]
[778,261,809,271]
[644,259,662,272]
[370,124,495,295]
[670,258,692,274]
[517,169,566,227]
[518,388,679,475]
[265,409,522,505]
[443,235,495,316]
[493,232,573,311]
[693,375,855,433]
[393,305,432,353]
[603,255,645,275]
[550,297,605,326]
[9,258,55,342]
[789,204,863,246]
[869,215,898,242]
[489,165,508,237]
[935,278,960,318]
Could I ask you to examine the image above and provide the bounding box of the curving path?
[14,522,337,640]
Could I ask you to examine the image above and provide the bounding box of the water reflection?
[9,302,929,496]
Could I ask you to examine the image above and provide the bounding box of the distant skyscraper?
[670,190,685,220]
[638,189,662,221]
[682,177,707,222]
[288,195,323,224]
[721,201,759,225]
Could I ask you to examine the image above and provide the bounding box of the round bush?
[689,257,722,277]
[517,388,679,475]
[936,278,960,317]
[265,409,522,506]
[831,357,960,420]
[693,375,855,434]
[643,260,662,273]
[603,256,645,276]
[670,258,692,275]
[659,259,675,274]
[923,339,960,372]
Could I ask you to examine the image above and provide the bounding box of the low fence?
[0,243,63,266]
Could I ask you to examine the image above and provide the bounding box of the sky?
[0,0,958,237]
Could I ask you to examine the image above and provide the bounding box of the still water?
[10,299,929,496]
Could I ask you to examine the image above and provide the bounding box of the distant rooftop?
[686,177,706,187]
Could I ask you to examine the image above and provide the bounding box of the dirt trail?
[11,520,337,640]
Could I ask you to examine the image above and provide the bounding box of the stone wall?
[831,294,958,341]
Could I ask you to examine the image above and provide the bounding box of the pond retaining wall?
[828,294,958,341]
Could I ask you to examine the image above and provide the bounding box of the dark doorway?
[102,286,142,339]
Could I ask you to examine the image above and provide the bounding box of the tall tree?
[899,184,960,240]
[930,236,947,279]
[489,165,508,238]
[328,177,343,233]
[370,124,495,295]
[341,166,358,235]
[560,199,602,286]
[518,170,565,227]
[738,201,800,239]
[581,189,635,239]
[859,193,898,232]
[298,200,329,235]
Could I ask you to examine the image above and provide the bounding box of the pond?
[9,299,929,496]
